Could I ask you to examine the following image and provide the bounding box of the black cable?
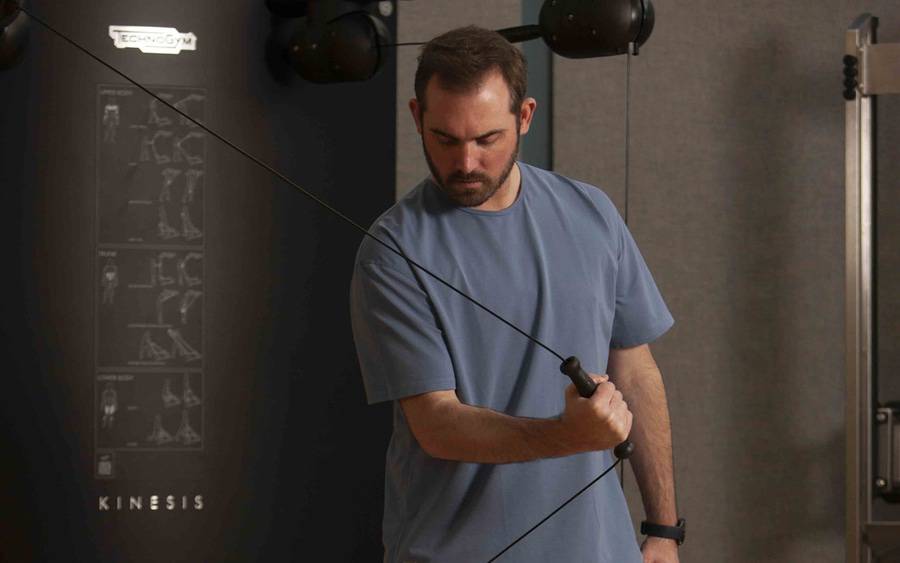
[616,44,635,493]
[624,43,632,227]
[486,458,623,562]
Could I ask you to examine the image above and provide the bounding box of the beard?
[423,133,520,208]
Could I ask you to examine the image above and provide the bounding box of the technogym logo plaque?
[108,26,198,55]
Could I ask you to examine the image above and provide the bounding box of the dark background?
[0,1,396,560]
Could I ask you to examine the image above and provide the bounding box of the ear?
[408,97,423,134]
[517,97,537,136]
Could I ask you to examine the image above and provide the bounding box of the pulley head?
[539,0,654,58]
[282,9,392,83]
[0,0,28,70]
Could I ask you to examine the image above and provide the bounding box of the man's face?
[411,71,533,208]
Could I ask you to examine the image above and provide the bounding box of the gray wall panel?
[553,55,627,209]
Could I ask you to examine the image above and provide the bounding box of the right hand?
[560,374,633,452]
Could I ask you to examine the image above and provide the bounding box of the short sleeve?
[349,259,457,404]
[609,214,675,349]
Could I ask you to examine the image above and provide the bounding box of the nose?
[454,142,479,174]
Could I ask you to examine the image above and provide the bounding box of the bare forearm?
[611,359,677,523]
[402,379,631,465]
[416,400,579,463]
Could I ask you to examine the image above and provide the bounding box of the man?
[350,26,680,563]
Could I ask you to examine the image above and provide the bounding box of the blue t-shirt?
[349,162,674,562]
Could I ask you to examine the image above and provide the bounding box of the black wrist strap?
[640,518,686,545]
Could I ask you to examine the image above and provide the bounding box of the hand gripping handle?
[560,356,634,460]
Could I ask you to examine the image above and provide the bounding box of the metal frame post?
[846,13,900,563]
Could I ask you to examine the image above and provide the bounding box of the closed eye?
[436,135,458,146]
[477,134,500,146]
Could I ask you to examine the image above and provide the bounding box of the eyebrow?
[428,128,505,141]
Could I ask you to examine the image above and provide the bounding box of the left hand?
[640,536,680,563]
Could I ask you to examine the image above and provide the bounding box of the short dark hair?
[414,26,527,116]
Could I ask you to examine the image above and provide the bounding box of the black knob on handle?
[560,356,634,460]
[560,356,597,397]
[613,441,634,459]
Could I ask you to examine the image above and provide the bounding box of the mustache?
[448,172,489,183]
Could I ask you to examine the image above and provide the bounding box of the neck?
[473,162,521,212]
